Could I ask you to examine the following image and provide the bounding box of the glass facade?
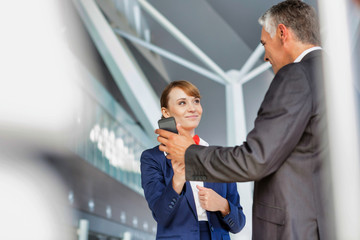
[68,69,153,196]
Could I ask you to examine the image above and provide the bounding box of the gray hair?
[258,0,321,45]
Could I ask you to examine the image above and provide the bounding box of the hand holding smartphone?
[158,117,178,134]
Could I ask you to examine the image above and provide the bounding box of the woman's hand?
[171,159,186,194]
[197,185,230,217]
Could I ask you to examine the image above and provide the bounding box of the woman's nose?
[187,103,195,111]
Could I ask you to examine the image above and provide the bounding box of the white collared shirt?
[189,137,209,221]
[294,46,322,63]
[164,137,210,221]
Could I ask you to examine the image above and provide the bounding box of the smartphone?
[158,117,178,134]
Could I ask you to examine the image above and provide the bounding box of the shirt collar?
[193,135,200,145]
[294,46,322,63]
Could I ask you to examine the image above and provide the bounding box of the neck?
[289,43,317,62]
[187,128,195,137]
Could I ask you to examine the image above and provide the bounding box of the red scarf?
[193,135,200,145]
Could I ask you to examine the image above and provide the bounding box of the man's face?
[260,27,288,74]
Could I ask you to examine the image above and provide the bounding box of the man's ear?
[278,24,288,43]
[161,107,171,118]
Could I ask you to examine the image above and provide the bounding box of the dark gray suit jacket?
[185,50,332,240]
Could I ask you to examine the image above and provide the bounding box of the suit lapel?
[185,182,198,219]
[165,154,172,168]
[185,137,209,219]
[165,153,197,218]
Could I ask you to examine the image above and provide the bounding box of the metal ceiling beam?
[241,62,272,85]
[237,43,265,80]
[73,0,160,139]
[96,0,171,83]
[223,43,273,85]
[137,0,231,84]
[113,29,224,84]
[237,43,272,84]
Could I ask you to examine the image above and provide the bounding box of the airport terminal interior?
[1,0,360,239]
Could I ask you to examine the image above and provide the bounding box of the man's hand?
[197,185,230,217]
[155,123,195,165]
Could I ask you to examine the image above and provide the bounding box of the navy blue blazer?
[141,146,246,240]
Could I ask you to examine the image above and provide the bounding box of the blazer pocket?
[254,202,285,225]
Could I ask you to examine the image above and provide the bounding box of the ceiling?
[73,0,321,146]
[119,0,318,146]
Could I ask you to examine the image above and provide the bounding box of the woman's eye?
[179,101,186,105]
[194,99,200,104]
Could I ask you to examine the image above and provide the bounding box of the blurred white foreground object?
[0,0,82,145]
[0,153,72,240]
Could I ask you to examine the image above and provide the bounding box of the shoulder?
[277,62,307,78]
[141,145,164,160]
[278,50,322,78]
[270,62,311,95]
[140,146,167,171]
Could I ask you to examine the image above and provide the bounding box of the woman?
[141,80,246,240]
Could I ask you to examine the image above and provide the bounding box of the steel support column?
[225,74,253,240]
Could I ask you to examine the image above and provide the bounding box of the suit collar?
[300,48,322,62]
[294,46,322,63]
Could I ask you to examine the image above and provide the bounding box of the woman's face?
[162,87,202,132]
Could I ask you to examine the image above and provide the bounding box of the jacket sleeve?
[140,149,185,226]
[185,64,313,182]
[218,183,246,233]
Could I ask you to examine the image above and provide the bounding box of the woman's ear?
[161,107,171,118]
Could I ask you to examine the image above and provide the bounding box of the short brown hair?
[160,80,201,113]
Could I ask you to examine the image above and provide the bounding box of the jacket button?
[168,204,173,209]
[172,198,177,202]
[210,226,214,232]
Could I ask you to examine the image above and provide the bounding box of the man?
[156,0,331,239]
